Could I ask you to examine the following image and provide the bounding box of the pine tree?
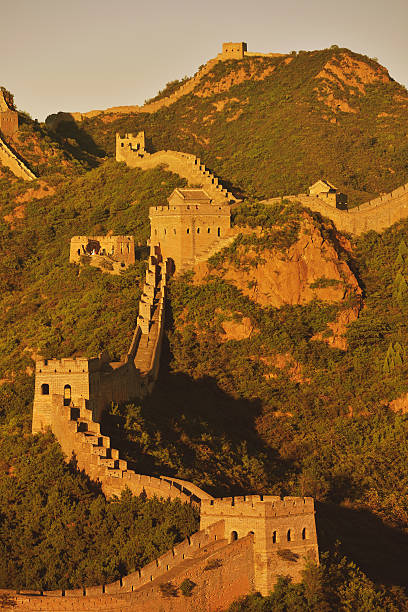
[393,271,408,308]
[383,341,406,373]
[398,239,408,259]
[383,342,395,373]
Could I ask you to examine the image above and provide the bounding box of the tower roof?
[168,188,212,205]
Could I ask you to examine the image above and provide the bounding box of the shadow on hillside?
[102,334,289,497]
[318,501,408,590]
[46,113,106,163]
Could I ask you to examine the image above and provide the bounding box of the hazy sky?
[1,0,408,121]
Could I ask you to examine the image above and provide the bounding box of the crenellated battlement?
[201,495,315,517]
[35,356,102,374]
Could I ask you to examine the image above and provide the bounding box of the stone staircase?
[116,145,237,204]
[52,397,208,504]
[133,287,161,374]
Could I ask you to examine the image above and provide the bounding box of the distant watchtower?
[222,42,247,59]
[0,89,18,139]
[116,132,146,162]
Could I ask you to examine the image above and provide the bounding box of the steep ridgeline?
[11,497,318,611]
[264,181,408,235]
[116,132,238,204]
[65,42,285,122]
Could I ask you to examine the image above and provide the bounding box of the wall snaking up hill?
[116,133,237,204]
[0,134,36,181]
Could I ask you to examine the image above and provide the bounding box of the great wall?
[0,89,36,181]
[116,131,237,205]
[9,176,319,608]
[65,42,285,122]
[264,183,408,236]
[4,42,408,609]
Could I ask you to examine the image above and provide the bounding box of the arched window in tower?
[41,383,49,395]
[230,531,238,542]
[208,228,210,233]
[217,227,221,237]
[197,227,200,234]
[63,385,72,406]
[287,529,292,542]
[302,527,307,540]
[272,531,277,544]
[187,228,190,234]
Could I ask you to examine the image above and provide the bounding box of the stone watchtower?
[222,42,247,59]
[116,132,146,162]
[200,495,319,595]
[309,179,348,209]
[0,89,18,139]
[149,188,232,272]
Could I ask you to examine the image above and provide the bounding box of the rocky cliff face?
[195,214,362,349]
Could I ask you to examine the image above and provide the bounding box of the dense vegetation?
[62,47,408,205]
[0,431,198,590]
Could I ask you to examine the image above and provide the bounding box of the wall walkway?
[116,144,237,204]
[0,134,36,181]
[10,525,255,611]
[264,182,408,235]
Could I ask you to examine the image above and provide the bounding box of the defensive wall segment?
[31,253,208,502]
[10,496,317,610]
[116,131,238,204]
[0,134,36,181]
[264,181,408,235]
[24,186,319,609]
[0,89,37,181]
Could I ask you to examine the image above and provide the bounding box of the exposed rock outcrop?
[195,214,362,349]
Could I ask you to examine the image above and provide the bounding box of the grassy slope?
[69,47,408,205]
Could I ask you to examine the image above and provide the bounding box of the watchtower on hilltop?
[222,42,248,59]
[149,187,233,272]
[0,89,18,139]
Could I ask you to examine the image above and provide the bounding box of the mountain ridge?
[47,45,408,205]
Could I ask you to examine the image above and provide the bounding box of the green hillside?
[60,47,408,205]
